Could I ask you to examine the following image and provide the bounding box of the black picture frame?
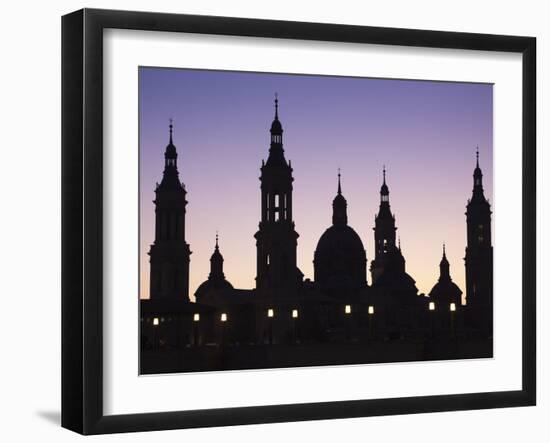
[61,8,536,435]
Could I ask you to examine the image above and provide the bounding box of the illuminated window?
[153,317,159,326]
[220,313,228,322]
[292,309,299,319]
[193,313,200,322]
[429,302,435,311]
[344,305,352,314]
[368,306,374,315]
[267,308,274,318]
[450,303,456,312]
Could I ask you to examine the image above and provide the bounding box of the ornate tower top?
[209,232,225,280]
[270,93,283,136]
[158,119,184,191]
[265,93,288,168]
[380,165,389,201]
[377,166,393,220]
[470,146,488,205]
[332,169,348,226]
[439,243,451,281]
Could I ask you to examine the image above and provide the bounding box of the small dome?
[429,279,462,305]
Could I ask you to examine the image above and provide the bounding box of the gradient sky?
[139,67,493,302]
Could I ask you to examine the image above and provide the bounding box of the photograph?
[138,67,494,374]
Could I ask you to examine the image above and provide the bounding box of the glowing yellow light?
[153,317,159,326]
[368,305,374,315]
[344,305,352,314]
[220,313,228,322]
[267,308,274,318]
[450,303,456,312]
[292,309,299,319]
[193,313,200,322]
[429,302,435,311]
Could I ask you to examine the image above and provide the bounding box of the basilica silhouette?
[140,97,493,374]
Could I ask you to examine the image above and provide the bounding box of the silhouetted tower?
[148,121,191,300]
[255,95,302,291]
[465,148,493,313]
[370,167,398,283]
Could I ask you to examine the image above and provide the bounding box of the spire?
[209,231,224,280]
[471,146,487,203]
[266,93,286,166]
[439,243,450,281]
[169,118,173,145]
[380,165,390,202]
[332,169,348,226]
[269,93,283,138]
[158,119,183,190]
[165,119,177,160]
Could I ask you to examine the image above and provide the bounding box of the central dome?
[314,225,367,291]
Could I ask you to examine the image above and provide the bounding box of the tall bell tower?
[148,121,192,300]
[255,95,303,292]
[465,148,493,321]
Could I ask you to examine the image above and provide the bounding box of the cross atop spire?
[337,168,342,195]
[274,92,279,120]
[215,231,219,250]
[169,118,173,144]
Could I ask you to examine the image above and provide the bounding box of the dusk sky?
[139,67,493,302]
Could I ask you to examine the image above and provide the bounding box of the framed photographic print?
[61,8,536,434]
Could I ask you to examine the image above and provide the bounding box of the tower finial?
[383,165,386,184]
[398,236,401,251]
[274,92,279,119]
[476,146,479,167]
[443,242,446,257]
[169,118,173,144]
[337,168,342,195]
[215,231,219,249]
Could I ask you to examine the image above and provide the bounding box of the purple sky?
[139,67,493,302]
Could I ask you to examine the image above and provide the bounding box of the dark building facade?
[148,121,192,300]
[140,99,493,373]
